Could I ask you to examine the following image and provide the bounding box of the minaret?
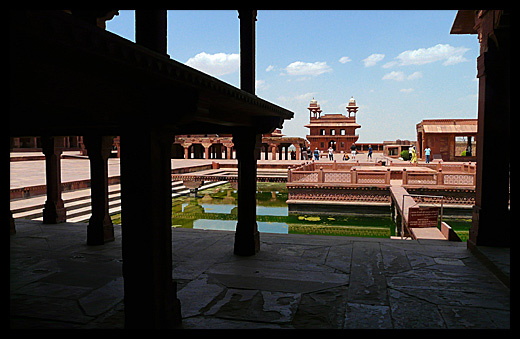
[346,96,358,118]
[307,98,322,119]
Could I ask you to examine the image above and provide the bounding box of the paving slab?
[10,220,509,329]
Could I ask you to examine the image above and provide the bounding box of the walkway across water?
[389,185,449,241]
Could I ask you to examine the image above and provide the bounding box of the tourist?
[350,143,357,160]
[342,153,349,161]
[368,145,373,161]
[302,146,308,160]
[307,147,312,160]
[424,145,431,163]
[328,146,334,161]
[314,148,319,160]
[411,146,417,165]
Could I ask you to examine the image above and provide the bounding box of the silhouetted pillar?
[41,136,66,224]
[120,128,181,328]
[234,10,259,256]
[233,130,261,256]
[135,10,167,55]
[84,135,114,245]
[238,10,257,94]
[469,25,510,248]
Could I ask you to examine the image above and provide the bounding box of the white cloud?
[285,61,332,76]
[395,44,470,66]
[255,79,268,91]
[277,92,317,104]
[382,71,423,81]
[295,92,317,101]
[339,56,352,64]
[407,71,423,80]
[400,88,414,93]
[382,71,405,81]
[362,53,385,67]
[382,61,398,69]
[185,52,239,76]
[265,65,274,72]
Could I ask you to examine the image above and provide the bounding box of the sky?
[106,10,479,143]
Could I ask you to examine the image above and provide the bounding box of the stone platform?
[10,220,509,329]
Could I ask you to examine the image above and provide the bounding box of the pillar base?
[42,200,67,224]
[87,217,115,245]
[233,224,260,256]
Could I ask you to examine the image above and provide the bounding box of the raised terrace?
[286,160,476,218]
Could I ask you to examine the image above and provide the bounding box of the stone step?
[12,180,228,223]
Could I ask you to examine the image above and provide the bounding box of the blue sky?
[107,10,479,143]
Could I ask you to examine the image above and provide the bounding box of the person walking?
[302,145,308,160]
[328,146,334,161]
[350,143,357,160]
[307,147,312,161]
[424,146,431,164]
[314,147,319,161]
[367,145,373,161]
[411,146,417,165]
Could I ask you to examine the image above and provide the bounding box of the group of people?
[408,145,432,164]
[302,143,372,161]
[302,144,434,164]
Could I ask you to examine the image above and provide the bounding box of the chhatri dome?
[309,98,319,108]
[348,96,356,106]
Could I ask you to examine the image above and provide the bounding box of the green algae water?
[112,182,470,240]
[170,182,395,238]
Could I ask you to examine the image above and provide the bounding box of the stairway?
[10,180,228,223]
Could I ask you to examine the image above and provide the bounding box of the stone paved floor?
[10,220,509,329]
[9,151,394,189]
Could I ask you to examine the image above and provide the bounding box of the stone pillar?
[114,136,121,158]
[469,22,510,248]
[238,10,257,94]
[270,144,277,160]
[234,10,259,256]
[41,136,66,224]
[10,141,16,234]
[233,130,261,256]
[120,128,181,328]
[182,143,191,159]
[83,135,115,245]
[202,142,212,159]
[135,10,167,55]
[224,144,232,159]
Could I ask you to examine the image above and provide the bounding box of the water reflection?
[191,219,288,234]
[171,183,396,238]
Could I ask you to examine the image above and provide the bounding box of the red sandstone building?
[416,119,477,162]
[305,97,361,153]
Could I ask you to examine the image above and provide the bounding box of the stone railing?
[288,160,476,187]
[402,168,475,186]
[288,163,391,185]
